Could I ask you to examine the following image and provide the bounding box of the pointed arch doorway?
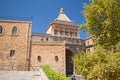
[66,49,74,76]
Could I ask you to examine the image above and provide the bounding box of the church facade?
[0,8,85,75]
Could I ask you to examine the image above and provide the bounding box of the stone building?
[0,20,32,70]
[85,37,94,53]
[0,8,85,76]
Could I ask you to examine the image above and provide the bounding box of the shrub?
[42,65,70,80]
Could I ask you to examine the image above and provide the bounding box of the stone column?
[77,29,80,38]
[52,28,54,36]
[64,30,66,37]
[58,29,60,36]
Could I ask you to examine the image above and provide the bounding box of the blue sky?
[0,0,89,39]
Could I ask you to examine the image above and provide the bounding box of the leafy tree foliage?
[83,0,120,46]
[77,1,120,79]
[73,45,120,80]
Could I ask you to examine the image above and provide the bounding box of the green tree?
[83,0,120,46]
[74,45,120,80]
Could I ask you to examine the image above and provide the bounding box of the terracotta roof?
[46,20,79,32]
[51,20,75,26]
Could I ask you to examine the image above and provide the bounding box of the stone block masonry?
[31,41,66,75]
[0,20,32,70]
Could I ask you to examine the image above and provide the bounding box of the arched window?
[37,56,41,62]
[12,26,17,35]
[54,29,58,35]
[46,37,48,41]
[0,25,3,34]
[10,50,15,57]
[55,56,58,61]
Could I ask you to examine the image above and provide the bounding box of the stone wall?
[0,20,32,70]
[31,41,66,75]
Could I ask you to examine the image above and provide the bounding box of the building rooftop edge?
[0,20,32,23]
[32,33,83,40]
[85,37,92,40]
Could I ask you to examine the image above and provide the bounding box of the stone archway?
[66,49,73,76]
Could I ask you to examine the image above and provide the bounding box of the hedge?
[42,65,70,80]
